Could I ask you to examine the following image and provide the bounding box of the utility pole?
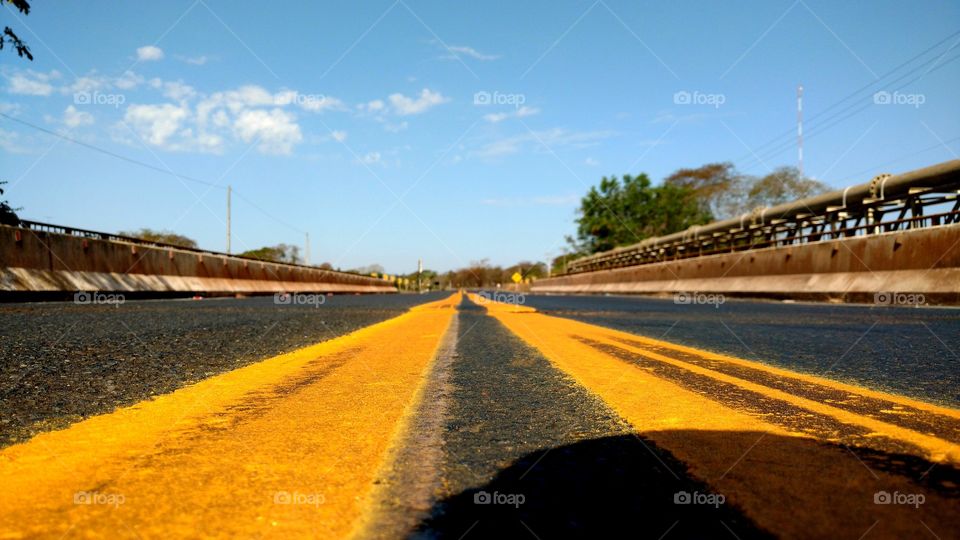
[305,232,310,266]
[417,258,423,293]
[797,84,804,177]
[226,185,231,254]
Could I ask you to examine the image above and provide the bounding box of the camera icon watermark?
[74,91,126,108]
[473,90,526,109]
[74,291,125,307]
[274,490,325,506]
[874,490,924,508]
[873,291,925,307]
[74,491,125,507]
[274,292,326,308]
[674,291,725,308]
[473,490,525,508]
[872,91,925,108]
[673,490,725,507]
[673,90,725,108]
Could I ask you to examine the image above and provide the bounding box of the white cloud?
[136,45,165,62]
[330,130,347,142]
[297,94,346,113]
[7,70,60,96]
[65,75,108,95]
[232,108,302,155]
[472,128,615,159]
[388,88,449,115]
[516,106,539,118]
[443,45,500,61]
[63,105,94,128]
[483,112,509,123]
[114,71,144,90]
[585,157,599,166]
[358,99,385,113]
[483,105,540,123]
[179,55,210,65]
[123,103,189,146]
[161,80,196,101]
[384,121,408,133]
[359,151,381,165]
[0,128,29,153]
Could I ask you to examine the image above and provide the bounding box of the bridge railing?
[13,220,370,277]
[566,160,960,274]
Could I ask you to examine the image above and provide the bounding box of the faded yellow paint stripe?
[0,293,460,539]
[471,294,960,539]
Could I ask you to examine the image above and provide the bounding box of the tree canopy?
[568,173,711,255]
[238,244,301,264]
[119,228,198,249]
[564,163,829,259]
[2,0,33,61]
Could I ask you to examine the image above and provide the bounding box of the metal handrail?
[566,160,960,274]
[13,220,382,279]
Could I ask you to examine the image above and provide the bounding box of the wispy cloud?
[483,105,540,123]
[471,128,616,159]
[388,88,450,115]
[442,44,500,61]
[177,54,211,65]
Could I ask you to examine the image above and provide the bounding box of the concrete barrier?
[0,225,396,294]
[532,224,960,304]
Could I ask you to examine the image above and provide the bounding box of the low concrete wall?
[0,225,396,294]
[533,225,960,303]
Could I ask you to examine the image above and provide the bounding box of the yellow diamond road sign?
[511,272,522,284]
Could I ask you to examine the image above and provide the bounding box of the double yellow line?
[3,291,958,539]
[470,293,960,539]
[0,293,461,539]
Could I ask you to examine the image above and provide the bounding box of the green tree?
[571,173,712,255]
[119,228,198,249]
[239,244,301,264]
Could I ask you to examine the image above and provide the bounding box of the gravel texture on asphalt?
[413,298,771,539]
[519,294,960,407]
[0,292,447,448]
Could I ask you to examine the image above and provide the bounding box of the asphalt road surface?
[1,292,957,539]
[0,293,446,446]
[521,294,960,407]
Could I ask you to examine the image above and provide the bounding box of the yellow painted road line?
[0,293,460,539]
[471,294,960,539]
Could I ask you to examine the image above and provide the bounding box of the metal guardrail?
[566,160,960,274]
[15,220,376,278]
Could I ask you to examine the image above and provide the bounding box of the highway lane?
[475,294,960,539]
[520,294,960,407]
[1,291,958,538]
[0,292,446,447]
[362,298,768,538]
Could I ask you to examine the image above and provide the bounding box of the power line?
[739,50,960,171]
[839,135,960,180]
[1,112,221,188]
[1,111,305,234]
[733,28,960,169]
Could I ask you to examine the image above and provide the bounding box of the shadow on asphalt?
[414,433,772,539]
[413,431,959,539]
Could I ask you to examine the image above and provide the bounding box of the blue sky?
[2,0,958,273]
